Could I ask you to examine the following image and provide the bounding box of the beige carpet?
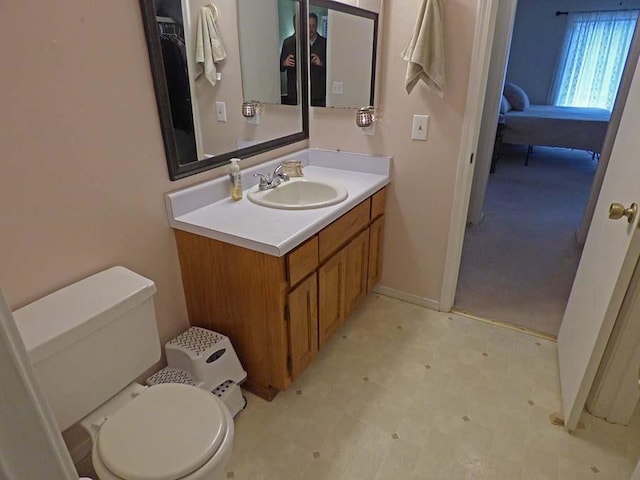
[455,145,597,337]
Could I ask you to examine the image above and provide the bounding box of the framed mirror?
[308,0,378,109]
[139,0,309,180]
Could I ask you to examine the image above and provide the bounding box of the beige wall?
[0,1,191,345]
[311,0,476,304]
[0,0,477,352]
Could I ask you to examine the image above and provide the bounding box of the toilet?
[13,266,234,480]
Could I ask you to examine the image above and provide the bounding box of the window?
[552,10,638,111]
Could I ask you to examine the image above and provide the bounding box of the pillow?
[499,95,512,114]
[503,82,530,111]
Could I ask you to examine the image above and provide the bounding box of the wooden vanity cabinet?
[174,231,290,400]
[174,186,387,401]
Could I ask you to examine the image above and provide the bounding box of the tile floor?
[75,294,640,479]
[226,294,640,480]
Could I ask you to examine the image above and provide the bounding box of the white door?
[558,55,640,431]
[237,0,282,104]
[0,290,79,479]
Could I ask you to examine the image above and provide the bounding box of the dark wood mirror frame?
[139,0,310,181]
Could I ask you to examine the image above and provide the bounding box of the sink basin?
[247,177,348,210]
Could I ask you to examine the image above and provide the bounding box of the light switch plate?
[332,81,343,94]
[216,101,227,122]
[412,114,429,141]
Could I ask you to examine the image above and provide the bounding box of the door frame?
[466,0,519,226]
[587,252,640,424]
[439,0,500,311]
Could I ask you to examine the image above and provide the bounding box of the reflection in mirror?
[278,6,301,105]
[238,0,301,106]
[139,0,309,180]
[308,0,378,109]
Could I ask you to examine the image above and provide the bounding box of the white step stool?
[147,327,247,417]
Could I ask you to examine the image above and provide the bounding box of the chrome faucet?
[254,163,290,190]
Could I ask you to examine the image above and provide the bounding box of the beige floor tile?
[413,448,457,479]
[523,445,560,479]
[486,455,524,480]
[261,465,300,480]
[301,457,344,480]
[102,294,637,480]
[72,294,640,479]
[225,450,274,480]
[394,417,431,448]
[448,451,493,480]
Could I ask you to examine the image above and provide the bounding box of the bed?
[498,82,611,164]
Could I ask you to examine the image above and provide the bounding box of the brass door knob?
[609,202,638,223]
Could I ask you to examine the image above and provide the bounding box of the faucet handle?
[253,173,270,190]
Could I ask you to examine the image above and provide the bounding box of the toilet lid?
[97,384,228,480]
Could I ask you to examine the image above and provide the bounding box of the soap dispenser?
[229,158,243,201]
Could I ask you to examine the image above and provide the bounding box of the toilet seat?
[95,384,230,480]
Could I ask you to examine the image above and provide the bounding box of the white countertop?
[165,149,392,256]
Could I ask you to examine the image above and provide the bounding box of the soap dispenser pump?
[229,158,243,201]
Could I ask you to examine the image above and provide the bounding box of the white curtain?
[553,10,638,110]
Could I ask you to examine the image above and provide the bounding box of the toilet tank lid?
[13,267,157,364]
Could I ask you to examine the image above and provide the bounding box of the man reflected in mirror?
[280,15,298,105]
[308,13,327,107]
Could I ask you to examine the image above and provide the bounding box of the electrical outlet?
[216,101,227,122]
[332,81,343,95]
[411,114,429,141]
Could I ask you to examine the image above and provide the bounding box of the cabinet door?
[367,216,385,293]
[319,249,347,348]
[345,228,370,316]
[288,274,318,380]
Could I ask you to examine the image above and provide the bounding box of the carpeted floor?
[455,145,597,337]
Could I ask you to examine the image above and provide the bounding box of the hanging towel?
[195,4,226,86]
[401,0,445,97]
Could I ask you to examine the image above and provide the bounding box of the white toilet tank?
[14,266,161,431]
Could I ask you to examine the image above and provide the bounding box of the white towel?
[195,4,227,86]
[401,0,445,97]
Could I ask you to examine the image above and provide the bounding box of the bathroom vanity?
[166,149,391,400]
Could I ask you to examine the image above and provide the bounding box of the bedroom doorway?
[453,1,640,338]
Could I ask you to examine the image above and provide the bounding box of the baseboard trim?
[467,211,485,226]
[373,286,440,311]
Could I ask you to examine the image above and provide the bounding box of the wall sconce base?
[247,112,260,125]
[361,123,376,135]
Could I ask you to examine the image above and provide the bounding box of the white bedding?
[501,105,611,153]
